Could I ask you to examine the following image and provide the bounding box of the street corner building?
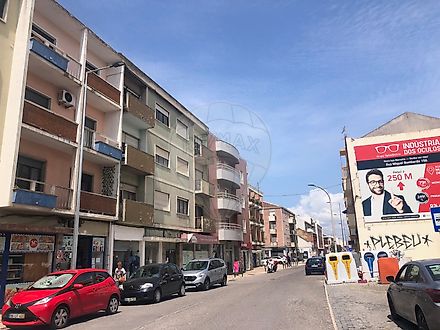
[341,112,440,261]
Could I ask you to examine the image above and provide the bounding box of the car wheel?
[305,271,310,276]
[153,288,161,303]
[203,278,210,291]
[387,294,399,320]
[221,275,227,286]
[106,295,119,314]
[416,307,429,330]
[178,284,186,296]
[51,305,69,329]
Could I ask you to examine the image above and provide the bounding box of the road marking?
[324,283,338,330]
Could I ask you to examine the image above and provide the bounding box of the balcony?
[124,93,154,128]
[217,192,242,214]
[28,37,81,90]
[195,179,214,197]
[216,163,241,189]
[22,100,77,142]
[215,140,239,164]
[80,191,117,216]
[13,177,72,210]
[87,72,121,105]
[120,199,154,226]
[195,216,216,233]
[194,142,213,165]
[122,144,154,175]
[218,222,243,241]
[94,141,123,160]
[270,242,278,247]
[269,228,277,235]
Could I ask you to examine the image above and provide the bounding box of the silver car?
[387,259,440,330]
[182,258,227,290]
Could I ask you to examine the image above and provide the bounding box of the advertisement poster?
[354,136,440,223]
[10,234,55,252]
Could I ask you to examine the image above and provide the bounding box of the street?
[65,266,333,330]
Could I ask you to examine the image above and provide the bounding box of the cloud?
[289,190,347,240]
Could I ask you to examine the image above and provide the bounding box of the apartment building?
[263,202,296,257]
[342,112,440,260]
[248,185,265,267]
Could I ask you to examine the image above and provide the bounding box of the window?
[426,264,440,281]
[86,61,98,72]
[154,190,170,211]
[156,105,169,127]
[176,120,188,139]
[396,265,409,282]
[120,183,137,201]
[84,117,96,148]
[16,155,45,192]
[177,197,189,215]
[25,87,51,110]
[81,173,93,192]
[0,0,8,22]
[74,272,94,286]
[194,136,202,156]
[155,146,169,167]
[95,272,109,283]
[406,265,421,282]
[122,131,140,149]
[176,157,189,176]
[31,24,56,45]
[240,171,244,184]
[270,235,277,243]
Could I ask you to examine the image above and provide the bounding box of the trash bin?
[378,257,399,284]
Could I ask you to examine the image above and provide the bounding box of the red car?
[2,268,120,329]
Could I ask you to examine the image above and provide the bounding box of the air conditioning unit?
[58,90,75,108]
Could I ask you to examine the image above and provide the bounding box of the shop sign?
[92,237,105,252]
[10,234,55,252]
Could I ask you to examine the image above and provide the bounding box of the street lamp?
[71,61,124,269]
[308,184,337,253]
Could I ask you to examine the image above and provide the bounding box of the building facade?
[342,112,440,260]
[248,185,265,267]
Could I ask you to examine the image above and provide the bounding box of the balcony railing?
[13,177,72,210]
[22,100,77,142]
[216,163,241,188]
[88,72,120,104]
[120,199,154,226]
[122,144,154,175]
[217,192,242,213]
[194,142,213,165]
[80,191,117,216]
[83,131,122,160]
[215,140,239,163]
[195,216,216,233]
[124,92,154,128]
[218,222,243,241]
[195,179,214,197]
[29,36,81,80]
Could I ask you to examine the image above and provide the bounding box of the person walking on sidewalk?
[233,260,240,278]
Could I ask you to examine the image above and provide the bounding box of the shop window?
[25,87,51,110]
[74,272,94,286]
[81,173,93,192]
[15,155,45,192]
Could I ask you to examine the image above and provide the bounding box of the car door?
[399,264,423,322]
[212,260,221,283]
[71,272,97,315]
[160,265,172,296]
[167,264,182,293]
[390,264,409,316]
[94,271,112,310]
[208,260,218,283]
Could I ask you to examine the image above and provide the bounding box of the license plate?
[124,297,136,302]
[9,313,25,319]
[312,265,318,268]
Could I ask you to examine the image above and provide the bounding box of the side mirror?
[73,283,84,289]
[386,276,395,283]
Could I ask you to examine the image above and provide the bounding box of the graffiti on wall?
[364,234,432,250]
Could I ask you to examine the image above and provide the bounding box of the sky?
[59,0,440,238]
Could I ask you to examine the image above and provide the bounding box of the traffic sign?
[430,207,440,232]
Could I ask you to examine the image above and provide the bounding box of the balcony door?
[16,156,45,192]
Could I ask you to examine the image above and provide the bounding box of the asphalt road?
[66,266,334,330]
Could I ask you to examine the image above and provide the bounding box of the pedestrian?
[239,258,244,277]
[114,261,127,285]
[233,260,239,278]
[282,255,287,269]
[287,255,291,267]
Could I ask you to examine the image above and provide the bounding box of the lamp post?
[71,61,124,269]
[308,184,337,253]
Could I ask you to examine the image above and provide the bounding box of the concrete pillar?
[139,240,145,267]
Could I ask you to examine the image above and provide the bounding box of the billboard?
[354,135,440,223]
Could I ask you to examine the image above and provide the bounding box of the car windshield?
[426,264,440,281]
[29,273,74,290]
[183,261,208,271]
[130,266,160,279]
[307,258,322,266]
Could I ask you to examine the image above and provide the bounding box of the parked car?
[120,263,185,304]
[387,259,440,330]
[305,257,325,275]
[271,256,286,265]
[1,269,120,329]
[182,258,227,290]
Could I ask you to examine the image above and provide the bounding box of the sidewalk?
[326,282,408,330]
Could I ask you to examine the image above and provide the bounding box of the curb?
[324,282,338,330]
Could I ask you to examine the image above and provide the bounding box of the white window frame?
[0,0,8,23]
[176,156,189,177]
[154,190,170,212]
[155,145,170,168]
[155,104,170,127]
[176,197,189,216]
[176,119,188,140]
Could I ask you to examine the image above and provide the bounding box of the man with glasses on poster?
[362,169,412,217]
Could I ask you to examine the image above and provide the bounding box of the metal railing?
[216,192,240,202]
[15,177,72,210]
[218,222,242,230]
[83,127,95,148]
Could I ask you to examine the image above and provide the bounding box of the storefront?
[144,228,185,267]
[113,225,144,277]
[181,233,217,266]
[0,232,56,304]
